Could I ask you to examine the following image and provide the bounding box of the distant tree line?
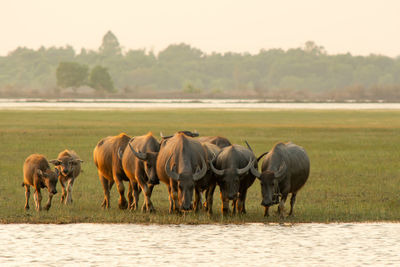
[0,31,400,100]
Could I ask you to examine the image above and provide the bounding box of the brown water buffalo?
[50,150,83,204]
[210,144,260,215]
[156,132,208,212]
[121,132,160,212]
[257,142,310,218]
[22,154,58,211]
[93,133,132,209]
[197,136,232,149]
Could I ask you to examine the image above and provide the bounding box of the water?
[1,98,400,109]
[1,223,399,266]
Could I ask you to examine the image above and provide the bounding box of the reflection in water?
[0,223,399,266]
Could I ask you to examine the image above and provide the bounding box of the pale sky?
[1,0,400,57]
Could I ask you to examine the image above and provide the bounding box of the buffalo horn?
[210,159,225,176]
[257,151,269,162]
[193,156,207,181]
[244,140,253,152]
[165,156,179,181]
[236,158,254,175]
[160,132,173,139]
[250,162,261,177]
[128,142,147,161]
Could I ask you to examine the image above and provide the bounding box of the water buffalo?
[210,144,260,215]
[257,142,310,218]
[50,150,83,204]
[156,132,208,212]
[197,136,232,149]
[22,154,58,211]
[93,133,132,209]
[121,132,160,212]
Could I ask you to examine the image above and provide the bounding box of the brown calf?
[22,154,58,211]
[50,150,83,204]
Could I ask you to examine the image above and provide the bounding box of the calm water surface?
[1,223,399,266]
[1,98,400,109]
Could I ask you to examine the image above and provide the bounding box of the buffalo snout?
[180,204,193,211]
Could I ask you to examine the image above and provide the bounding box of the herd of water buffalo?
[22,130,310,218]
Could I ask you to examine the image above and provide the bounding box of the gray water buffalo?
[257,142,310,218]
[121,132,160,212]
[93,133,132,209]
[22,154,58,211]
[50,150,83,204]
[210,144,260,215]
[197,136,232,149]
[156,132,208,212]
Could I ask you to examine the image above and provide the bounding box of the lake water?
[1,98,400,109]
[1,223,399,266]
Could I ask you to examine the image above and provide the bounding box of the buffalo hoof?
[44,205,51,211]
[24,205,29,211]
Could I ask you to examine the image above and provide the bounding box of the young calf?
[50,150,83,204]
[22,154,58,211]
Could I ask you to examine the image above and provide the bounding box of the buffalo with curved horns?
[257,142,310,218]
[210,143,260,215]
[121,132,160,212]
[156,132,208,212]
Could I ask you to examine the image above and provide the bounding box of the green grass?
[0,109,399,224]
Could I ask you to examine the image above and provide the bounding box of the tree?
[56,61,88,91]
[99,31,121,57]
[89,65,114,92]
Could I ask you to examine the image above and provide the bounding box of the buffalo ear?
[49,159,61,166]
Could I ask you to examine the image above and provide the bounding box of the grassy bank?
[0,109,399,224]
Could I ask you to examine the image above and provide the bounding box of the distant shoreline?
[1,98,400,110]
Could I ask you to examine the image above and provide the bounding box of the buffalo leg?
[237,190,248,214]
[142,184,155,212]
[220,193,230,215]
[289,193,297,216]
[44,192,54,210]
[113,173,128,210]
[167,185,179,214]
[172,183,179,213]
[193,187,202,213]
[127,181,133,209]
[34,188,42,211]
[65,178,74,204]
[131,182,140,210]
[24,185,30,210]
[137,172,155,213]
[99,174,111,209]
[204,183,216,215]
[278,193,288,219]
[59,178,66,203]
[264,206,270,217]
[167,185,173,213]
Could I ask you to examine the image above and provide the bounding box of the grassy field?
[0,109,399,224]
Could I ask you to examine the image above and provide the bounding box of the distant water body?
[1,223,399,266]
[1,98,400,110]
